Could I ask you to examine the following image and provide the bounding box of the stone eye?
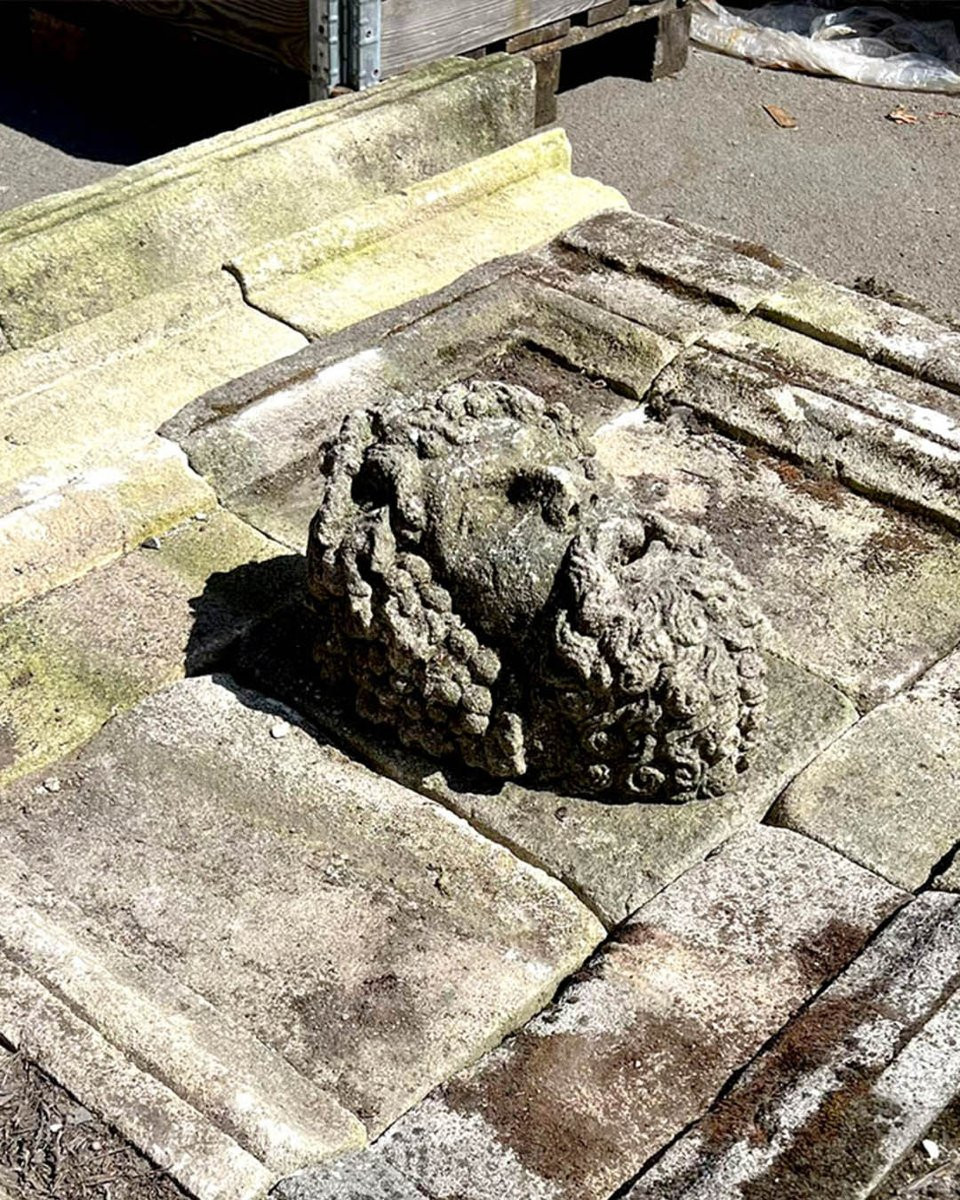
[508,468,580,530]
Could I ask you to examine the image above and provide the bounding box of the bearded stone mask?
[307,381,766,803]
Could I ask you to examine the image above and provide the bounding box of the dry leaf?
[763,104,797,129]
[886,105,918,125]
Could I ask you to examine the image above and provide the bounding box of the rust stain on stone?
[746,450,852,510]
[862,524,934,575]
[445,1005,728,1193]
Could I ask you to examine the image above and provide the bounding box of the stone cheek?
[307,380,768,803]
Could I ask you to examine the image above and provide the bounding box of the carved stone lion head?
[307,380,766,803]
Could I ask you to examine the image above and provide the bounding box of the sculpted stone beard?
[307,381,767,803]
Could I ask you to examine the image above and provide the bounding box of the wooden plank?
[506,19,572,54]
[381,0,617,76]
[587,0,630,25]
[100,0,310,73]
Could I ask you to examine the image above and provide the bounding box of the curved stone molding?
[307,381,767,802]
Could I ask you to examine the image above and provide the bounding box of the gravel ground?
[873,1097,960,1198]
[0,1051,182,1200]
[559,45,960,319]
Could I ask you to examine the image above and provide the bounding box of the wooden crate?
[81,0,690,116]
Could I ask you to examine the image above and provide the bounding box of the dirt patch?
[0,1050,183,1200]
[791,918,874,991]
[723,239,787,271]
[873,1095,960,1199]
[442,940,731,1195]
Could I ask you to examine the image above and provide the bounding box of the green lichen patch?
[0,509,293,789]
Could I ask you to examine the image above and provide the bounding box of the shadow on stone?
[221,591,507,800]
[184,552,308,678]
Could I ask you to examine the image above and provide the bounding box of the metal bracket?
[345,0,382,91]
[309,0,341,99]
[310,0,381,98]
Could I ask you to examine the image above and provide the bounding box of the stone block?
[559,209,797,312]
[0,952,274,1200]
[366,826,903,1200]
[0,272,305,508]
[0,508,295,788]
[0,436,214,612]
[702,316,960,447]
[670,323,960,529]
[232,131,627,340]
[770,650,960,890]
[0,677,604,1143]
[759,276,960,395]
[0,851,366,1177]
[276,1156,429,1200]
[624,892,960,1200]
[0,55,536,346]
[233,609,856,927]
[594,409,960,710]
[524,240,745,346]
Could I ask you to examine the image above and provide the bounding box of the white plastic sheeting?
[691,3,960,92]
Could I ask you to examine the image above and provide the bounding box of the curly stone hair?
[307,381,766,803]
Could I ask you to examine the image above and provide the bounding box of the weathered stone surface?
[275,1156,429,1200]
[309,379,766,803]
[702,317,960,448]
[594,409,960,710]
[0,437,214,612]
[168,212,960,587]
[0,508,295,788]
[0,953,274,1200]
[0,272,305,506]
[657,326,960,530]
[759,275,960,395]
[771,650,960,890]
[624,891,960,1200]
[524,240,746,347]
[934,851,960,892]
[0,55,536,346]
[559,209,798,312]
[235,603,855,926]
[233,131,626,340]
[0,851,366,1176]
[343,826,903,1200]
[172,275,678,547]
[166,225,960,718]
[0,676,604,1139]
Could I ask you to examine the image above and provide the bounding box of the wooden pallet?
[23,0,689,114]
[518,1,690,124]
